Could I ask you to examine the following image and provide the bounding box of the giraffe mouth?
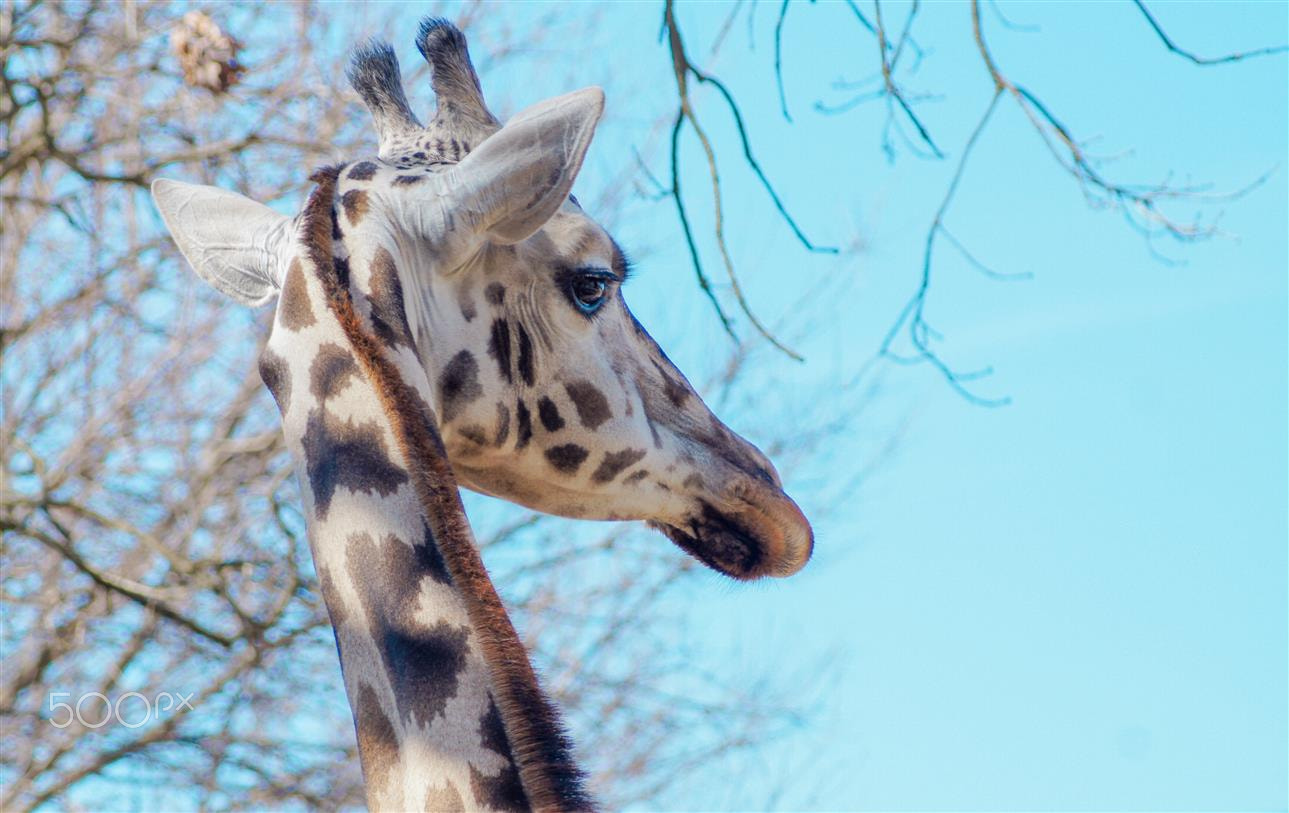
[650,494,813,581]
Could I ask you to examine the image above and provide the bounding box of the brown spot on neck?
[341,188,370,225]
[348,161,378,180]
[354,683,403,811]
[366,247,414,348]
[258,348,291,412]
[278,258,316,330]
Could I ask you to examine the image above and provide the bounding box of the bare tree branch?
[774,0,792,122]
[1132,0,1288,66]
[863,0,1279,402]
[663,0,838,361]
[874,0,942,159]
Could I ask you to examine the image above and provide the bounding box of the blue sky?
[473,1,1287,809]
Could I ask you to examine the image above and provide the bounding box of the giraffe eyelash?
[611,243,634,283]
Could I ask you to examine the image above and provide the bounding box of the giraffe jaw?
[649,490,813,581]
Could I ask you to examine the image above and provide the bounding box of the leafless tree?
[1,3,874,810]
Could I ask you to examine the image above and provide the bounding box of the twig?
[940,227,1032,281]
[774,0,792,121]
[874,0,942,159]
[669,111,739,342]
[692,72,838,255]
[825,0,935,155]
[878,89,1010,407]
[709,0,745,57]
[684,89,804,360]
[631,145,672,201]
[889,0,925,73]
[664,0,837,358]
[987,0,1039,34]
[842,0,876,35]
[1132,0,1288,66]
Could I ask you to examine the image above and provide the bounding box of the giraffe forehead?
[337,159,616,281]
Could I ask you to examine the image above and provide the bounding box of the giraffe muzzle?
[649,486,813,581]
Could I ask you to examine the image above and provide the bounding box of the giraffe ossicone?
[153,17,813,812]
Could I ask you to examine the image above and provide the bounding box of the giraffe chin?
[649,493,813,581]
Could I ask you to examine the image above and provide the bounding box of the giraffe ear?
[450,86,604,244]
[151,179,291,306]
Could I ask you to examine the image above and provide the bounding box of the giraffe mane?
[300,165,593,811]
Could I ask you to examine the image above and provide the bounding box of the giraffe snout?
[652,476,813,581]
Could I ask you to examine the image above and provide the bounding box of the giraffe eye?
[569,274,609,314]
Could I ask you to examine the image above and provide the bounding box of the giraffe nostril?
[705,415,782,489]
[724,442,781,489]
[757,464,781,489]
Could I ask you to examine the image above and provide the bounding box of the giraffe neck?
[262,166,589,811]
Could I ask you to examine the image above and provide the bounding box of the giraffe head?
[152,19,812,580]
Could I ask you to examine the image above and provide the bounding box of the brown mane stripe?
[302,165,592,813]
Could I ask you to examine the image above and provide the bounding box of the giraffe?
[151,19,813,813]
